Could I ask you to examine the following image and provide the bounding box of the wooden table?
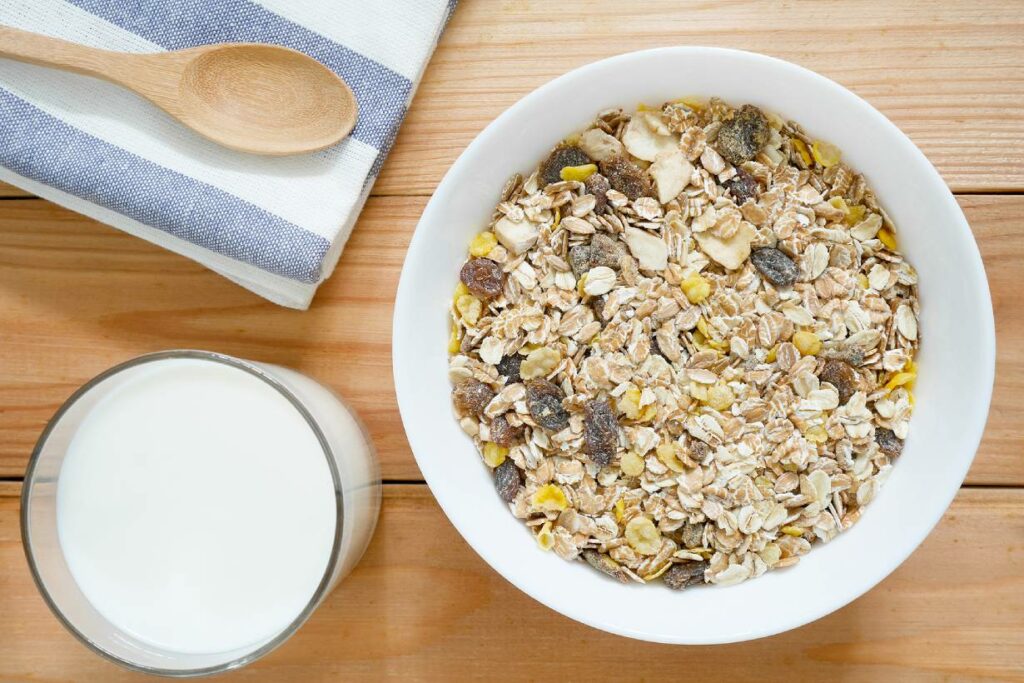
[2,1,1022,679]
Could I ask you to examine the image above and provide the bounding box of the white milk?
[56,358,341,655]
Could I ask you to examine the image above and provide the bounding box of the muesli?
[448,97,920,588]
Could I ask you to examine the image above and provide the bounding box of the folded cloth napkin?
[0,0,455,308]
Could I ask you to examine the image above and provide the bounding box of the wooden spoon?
[0,26,358,156]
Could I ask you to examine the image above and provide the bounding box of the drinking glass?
[21,350,380,676]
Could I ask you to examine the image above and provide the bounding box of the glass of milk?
[20,350,381,676]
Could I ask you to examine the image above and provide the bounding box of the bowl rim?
[393,46,996,644]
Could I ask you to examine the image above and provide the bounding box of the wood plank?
[0,182,31,198]
[960,196,1024,485]
[376,0,1024,195]
[0,196,1020,484]
[1,483,1021,681]
[1,2,1020,202]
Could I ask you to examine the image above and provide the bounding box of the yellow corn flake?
[904,358,918,374]
[560,163,598,182]
[781,526,804,537]
[620,451,646,477]
[878,227,898,250]
[696,316,710,338]
[613,498,625,522]
[791,138,812,166]
[562,132,582,146]
[885,372,916,392]
[625,516,662,556]
[758,542,782,567]
[577,272,588,296]
[828,196,849,214]
[706,384,735,412]
[536,521,555,551]
[454,281,470,299]
[792,330,822,356]
[765,345,778,363]
[482,442,508,468]
[681,273,711,304]
[857,273,870,289]
[811,140,841,168]
[674,96,705,111]
[531,484,568,512]
[689,381,709,403]
[455,294,483,326]
[553,205,561,230]
[844,204,867,227]
[907,391,916,407]
[617,385,643,420]
[804,425,828,444]
[655,443,686,473]
[447,326,462,354]
[638,404,657,422]
[520,346,561,380]
[468,231,497,257]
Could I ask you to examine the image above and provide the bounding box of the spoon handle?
[0,25,132,83]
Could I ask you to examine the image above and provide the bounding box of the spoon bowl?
[0,26,358,155]
[175,44,357,155]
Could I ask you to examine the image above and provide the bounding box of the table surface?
[1,1,1022,680]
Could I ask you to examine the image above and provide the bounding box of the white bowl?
[393,47,995,644]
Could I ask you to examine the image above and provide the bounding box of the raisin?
[750,247,799,287]
[452,379,494,417]
[679,522,705,549]
[582,549,629,583]
[875,428,904,457]
[688,439,710,462]
[494,458,522,502]
[599,156,652,200]
[715,104,770,165]
[525,379,570,432]
[590,295,608,322]
[568,234,624,277]
[585,172,611,213]
[819,360,859,405]
[724,169,760,205]
[459,258,505,300]
[583,399,619,466]
[489,414,523,447]
[539,144,592,186]
[663,561,707,590]
[650,332,663,358]
[496,354,522,384]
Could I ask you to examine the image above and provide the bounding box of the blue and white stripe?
[0,0,454,307]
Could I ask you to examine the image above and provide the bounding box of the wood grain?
[374,0,1024,195]
[0,0,1020,199]
[2,3,1022,678]
[1,482,1021,681]
[0,195,1020,484]
[0,183,29,197]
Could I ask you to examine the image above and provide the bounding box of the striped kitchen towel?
[0,0,455,308]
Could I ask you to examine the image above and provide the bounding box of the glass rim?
[20,349,346,678]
